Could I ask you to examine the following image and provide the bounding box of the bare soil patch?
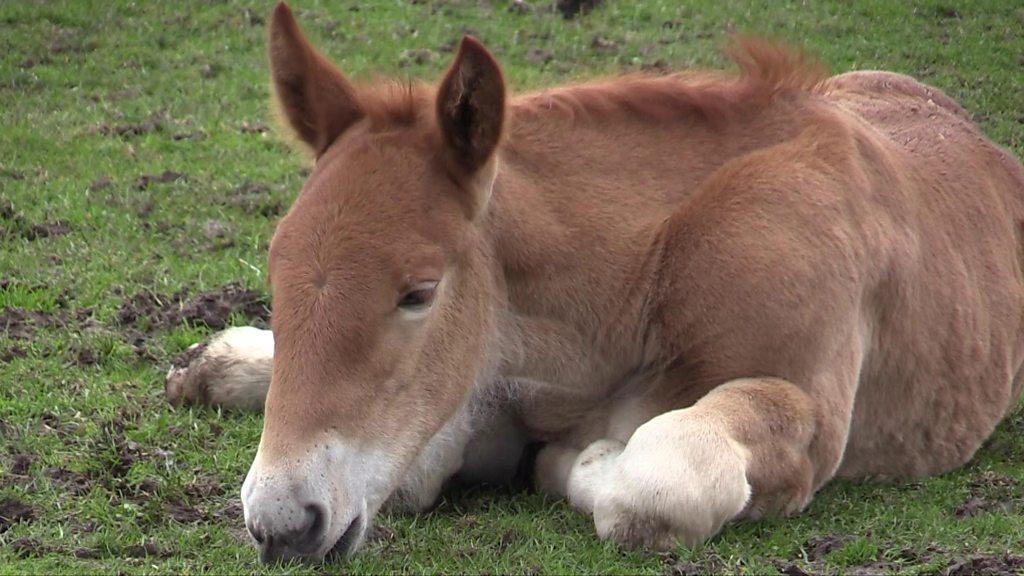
[804,534,855,561]
[116,282,270,333]
[0,307,66,340]
[1,198,71,241]
[954,471,1021,518]
[224,181,284,217]
[134,170,185,190]
[0,497,35,534]
[945,554,1024,576]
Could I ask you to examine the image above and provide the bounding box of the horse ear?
[436,37,506,174]
[267,2,362,155]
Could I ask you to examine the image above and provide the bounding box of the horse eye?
[398,282,437,311]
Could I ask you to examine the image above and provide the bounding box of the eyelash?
[397,281,438,311]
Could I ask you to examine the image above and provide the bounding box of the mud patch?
[0,497,35,534]
[0,307,66,340]
[165,500,205,524]
[122,328,158,361]
[8,537,54,559]
[98,119,163,138]
[117,282,270,332]
[954,471,1020,519]
[73,547,101,559]
[95,109,172,139]
[135,170,185,190]
[804,534,855,561]
[215,500,244,522]
[556,0,603,19]
[0,198,71,241]
[73,346,100,366]
[184,477,226,500]
[224,181,283,217]
[44,467,94,497]
[954,495,1001,518]
[159,477,230,525]
[945,554,1024,576]
[1,344,27,362]
[88,176,111,191]
[27,220,71,238]
[9,453,33,475]
[123,541,167,558]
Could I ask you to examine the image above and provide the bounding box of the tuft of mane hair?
[726,37,826,96]
[354,78,433,130]
[511,37,827,126]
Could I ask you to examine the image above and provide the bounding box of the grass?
[2,0,1023,573]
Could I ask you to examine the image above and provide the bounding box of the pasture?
[2,0,1024,573]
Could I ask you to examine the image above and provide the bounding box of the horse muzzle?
[241,445,371,563]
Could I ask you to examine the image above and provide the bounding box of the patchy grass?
[2,0,1023,573]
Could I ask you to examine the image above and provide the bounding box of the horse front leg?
[541,377,847,549]
[164,326,273,411]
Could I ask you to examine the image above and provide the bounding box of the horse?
[165,2,1024,563]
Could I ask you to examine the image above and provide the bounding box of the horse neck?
[480,101,813,391]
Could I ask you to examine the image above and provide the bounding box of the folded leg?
[539,377,842,549]
[165,326,273,411]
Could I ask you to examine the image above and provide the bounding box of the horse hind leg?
[165,326,273,411]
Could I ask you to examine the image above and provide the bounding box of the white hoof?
[533,444,580,499]
[165,326,273,411]
[592,410,751,550]
[566,439,624,513]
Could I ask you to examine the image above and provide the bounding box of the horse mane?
[350,78,432,129]
[343,38,826,133]
[512,38,827,126]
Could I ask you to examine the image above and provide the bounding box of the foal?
[166,2,1024,562]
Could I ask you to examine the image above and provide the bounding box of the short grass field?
[2,0,1024,573]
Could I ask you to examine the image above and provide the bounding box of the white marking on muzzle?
[241,435,396,561]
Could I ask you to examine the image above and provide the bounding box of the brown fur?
[236,2,1024,558]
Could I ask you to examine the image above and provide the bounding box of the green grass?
[2,0,1023,573]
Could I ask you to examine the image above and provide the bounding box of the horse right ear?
[267,2,363,156]
[436,36,506,174]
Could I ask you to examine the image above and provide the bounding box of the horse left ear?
[268,2,363,156]
[436,37,506,175]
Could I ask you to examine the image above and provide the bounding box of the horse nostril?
[247,519,265,545]
[301,503,327,545]
[258,535,276,564]
[253,503,329,563]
